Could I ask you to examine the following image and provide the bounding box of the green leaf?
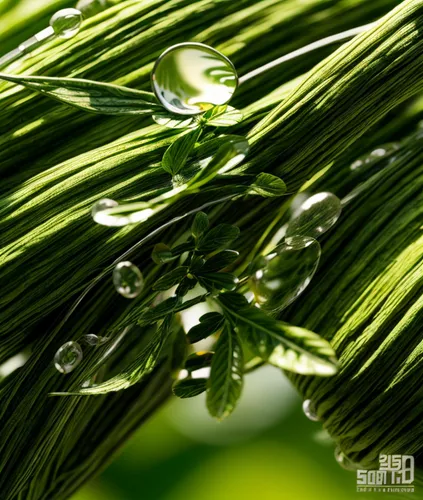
[152,243,174,264]
[206,323,244,420]
[197,224,240,253]
[189,136,250,187]
[203,105,244,127]
[218,291,249,309]
[0,73,162,115]
[268,324,338,376]
[170,328,189,373]
[175,276,197,297]
[191,212,209,240]
[51,317,173,395]
[202,250,239,272]
[185,351,214,371]
[173,378,207,398]
[162,128,202,176]
[198,272,239,292]
[152,112,198,129]
[153,266,189,291]
[219,297,338,376]
[187,313,225,343]
[249,173,287,197]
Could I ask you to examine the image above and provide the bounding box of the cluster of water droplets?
[53,334,111,374]
[251,191,342,314]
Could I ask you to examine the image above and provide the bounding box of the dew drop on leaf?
[151,43,238,115]
[251,235,321,313]
[81,334,110,346]
[91,198,118,219]
[50,8,83,39]
[334,446,358,471]
[302,399,319,421]
[286,192,342,240]
[54,341,83,374]
[112,261,144,298]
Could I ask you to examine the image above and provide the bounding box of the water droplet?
[286,192,342,240]
[50,8,83,39]
[81,334,110,346]
[334,446,358,471]
[113,261,144,298]
[152,43,238,115]
[350,143,400,170]
[91,198,118,219]
[302,399,319,421]
[54,341,83,374]
[251,235,321,313]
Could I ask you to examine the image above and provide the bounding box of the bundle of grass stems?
[1,0,423,498]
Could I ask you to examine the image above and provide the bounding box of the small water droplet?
[152,43,238,115]
[50,8,83,39]
[302,399,319,421]
[286,192,342,240]
[54,341,83,374]
[251,235,321,313]
[81,334,110,346]
[334,446,358,471]
[113,261,144,298]
[91,198,118,219]
[350,143,400,171]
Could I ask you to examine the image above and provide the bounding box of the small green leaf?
[152,243,174,264]
[185,351,214,371]
[171,241,195,256]
[170,328,189,374]
[153,267,189,291]
[175,276,197,297]
[173,378,207,398]
[162,128,202,176]
[249,173,287,197]
[187,313,225,343]
[202,250,239,272]
[218,291,249,309]
[189,136,249,187]
[198,272,239,292]
[219,298,338,376]
[206,323,244,420]
[152,112,198,129]
[0,73,162,115]
[197,224,240,253]
[191,212,209,240]
[203,105,244,127]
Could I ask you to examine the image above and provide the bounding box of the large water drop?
[113,261,144,298]
[54,341,83,374]
[286,192,342,240]
[152,43,238,115]
[251,235,321,313]
[50,8,83,39]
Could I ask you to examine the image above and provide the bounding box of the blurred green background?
[72,366,376,500]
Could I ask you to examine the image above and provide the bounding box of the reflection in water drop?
[286,192,342,240]
[113,261,144,298]
[251,235,321,313]
[302,399,319,421]
[91,198,118,219]
[54,341,83,374]
[50,8,83,39]
[81,334,110,346]
[152,43,238,115]
[334,446,358,471]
